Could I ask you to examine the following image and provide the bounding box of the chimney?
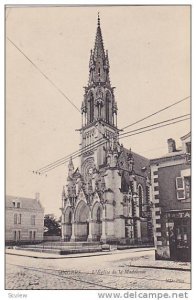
[35,192,40,202]
[167,138,176,153]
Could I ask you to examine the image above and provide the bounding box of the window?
[12,202,15,207]
[97,207,101,222]
[14,213,17,224]
[68,211,72,224]
[14,231,17,241]
[33,231,36,240]
[18,231,21,240]
[18,214,22,224]
[89,93,94,123]
[138,185,144,217]
[17,202,20,208]
[176,177,185,200]
[29,231,32,240]
[106,93,110,123]
[184,176,191,199]
[31,215,35,225]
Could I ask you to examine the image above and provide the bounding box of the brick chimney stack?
[167,138,176,153]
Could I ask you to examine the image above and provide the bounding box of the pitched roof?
[123,148,150,177]
[132,151,150,176]
[6,195,44,211]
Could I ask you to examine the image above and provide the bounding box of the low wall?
[43,235,61,242]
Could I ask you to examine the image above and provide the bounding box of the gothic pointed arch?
[91,201,103,220]
[74,200,90,223]
[64,206,73,224]
[91,201,103,241]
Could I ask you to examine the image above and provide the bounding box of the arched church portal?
[92,202,103,241]
[74,200,90,241]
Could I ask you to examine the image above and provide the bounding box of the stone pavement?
[6,247,190,271]
[5,249,191,290]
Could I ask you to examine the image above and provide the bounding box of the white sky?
[6,5,190,217]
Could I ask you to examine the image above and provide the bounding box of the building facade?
[6,194,44,244]
[61,16,153,244]
[150,133,191,261]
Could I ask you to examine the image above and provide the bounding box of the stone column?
[70,213,76,241]
[135,196,141,240]
[132,177,141,242]
[87,219,93,241]
[101,205,107,243]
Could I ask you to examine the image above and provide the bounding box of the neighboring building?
[60,15,153,244]
[6,193,44,244]
[150,133,191,261]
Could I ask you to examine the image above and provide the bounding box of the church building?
[61,15,153,244]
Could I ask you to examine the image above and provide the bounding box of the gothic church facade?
[61,16,153,244]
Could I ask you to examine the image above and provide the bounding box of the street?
[5,249,191,290]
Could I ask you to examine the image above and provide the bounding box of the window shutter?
[176,177,184,189]
[177,190,185,200]
[176,177,185,200]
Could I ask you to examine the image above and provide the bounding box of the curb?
[6,251,112,259]
[127,264,191,272]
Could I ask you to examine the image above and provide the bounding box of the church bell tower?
[80,14,119,179]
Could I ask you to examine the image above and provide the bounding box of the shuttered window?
[176,177,185,200]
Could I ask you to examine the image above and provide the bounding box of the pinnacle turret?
[68,157,74,178]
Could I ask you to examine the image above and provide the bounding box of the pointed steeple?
[88,13,110,86]
[81,14,118,137]
[93,13,105,62]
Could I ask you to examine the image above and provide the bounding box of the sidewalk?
[124,258,191,271]
[6,248,111,259]
[6,247,153,259]
[6,247,191,271]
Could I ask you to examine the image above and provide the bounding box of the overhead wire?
[119,113,190,137]
[35,113,190,174]
[7,35,111,164]
[121,96,190,130]
[7,37,81,113]
[6,35,190,176]
[35,115,190,175]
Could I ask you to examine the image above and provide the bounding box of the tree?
[44,214,61,236]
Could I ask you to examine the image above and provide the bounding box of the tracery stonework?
[61,15,153,244]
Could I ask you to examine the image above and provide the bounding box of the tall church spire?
[81,14,118,128]
[93,13,105,62]
[88,13,110,86]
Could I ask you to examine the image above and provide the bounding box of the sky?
[6,5,190,217]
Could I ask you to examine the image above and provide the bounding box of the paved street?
[6,249,191,290]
